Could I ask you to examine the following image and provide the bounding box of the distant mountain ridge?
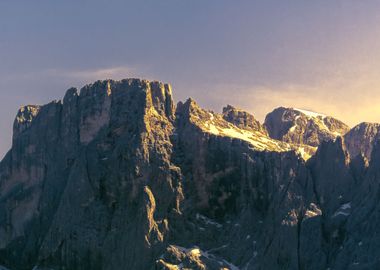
[1,79,380,270]
[264,107,350,147]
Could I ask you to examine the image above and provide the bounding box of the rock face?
[344,122,380,164]
[264,107,350,147]
[222,105,268,135]
[0,80,181,270]
[0,79,379,270]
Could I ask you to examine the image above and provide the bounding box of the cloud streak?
[46,66,138,82]
[10,66,140,83]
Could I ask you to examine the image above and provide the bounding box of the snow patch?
[292,108,345,138]
[333,202,351,217]
[196,213,223,228]
[199,112,315,160]
[341,202,351,210]
[293,108,326,118]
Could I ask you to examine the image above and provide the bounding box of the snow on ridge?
[293,108,326,118]
[195,111,315,160]
[202,112,289,151]
[205,120,284,152]
[291,108,345,138]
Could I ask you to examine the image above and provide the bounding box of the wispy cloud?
[47,66,137,81]
[0,65,145,84]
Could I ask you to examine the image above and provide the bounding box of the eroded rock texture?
[222,105,268,135]
[0,79,379,270]
[344,122,380,164]
[264,107,349,147]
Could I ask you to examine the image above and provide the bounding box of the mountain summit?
[0,79,379,270]
[264,107,350,147]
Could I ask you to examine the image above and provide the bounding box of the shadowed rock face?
[0,79,181,270]
[264,107,350,147]
[0,79,379,270]
[344,122,380,164]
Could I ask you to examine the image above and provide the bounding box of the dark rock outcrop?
[0,79,182,270]
[344,122,380,164]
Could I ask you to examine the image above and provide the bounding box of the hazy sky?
[2,1,380,158]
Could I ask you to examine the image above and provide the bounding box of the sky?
[2,0,380,158]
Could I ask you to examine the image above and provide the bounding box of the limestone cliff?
[0,79,379,270]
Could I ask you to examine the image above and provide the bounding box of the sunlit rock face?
[13,105,41,140]
[222,105,268,135]
[264,107,350,147]
[0,78,379,270]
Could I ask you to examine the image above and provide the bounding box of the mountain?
[0,79,380,270]
[222,105,268,135]
[178,100,314,160]
[344,122,380,165]
[264,107,350,147]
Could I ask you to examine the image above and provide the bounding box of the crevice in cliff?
[297,212,304,270]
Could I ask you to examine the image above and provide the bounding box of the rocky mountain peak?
[176,100,316,160]
[178,97,199,110]
[344,122,380,165]
[264,107,350,147]
[222,105,268,135]
[63,87,79,103]
[63,79,177,145]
